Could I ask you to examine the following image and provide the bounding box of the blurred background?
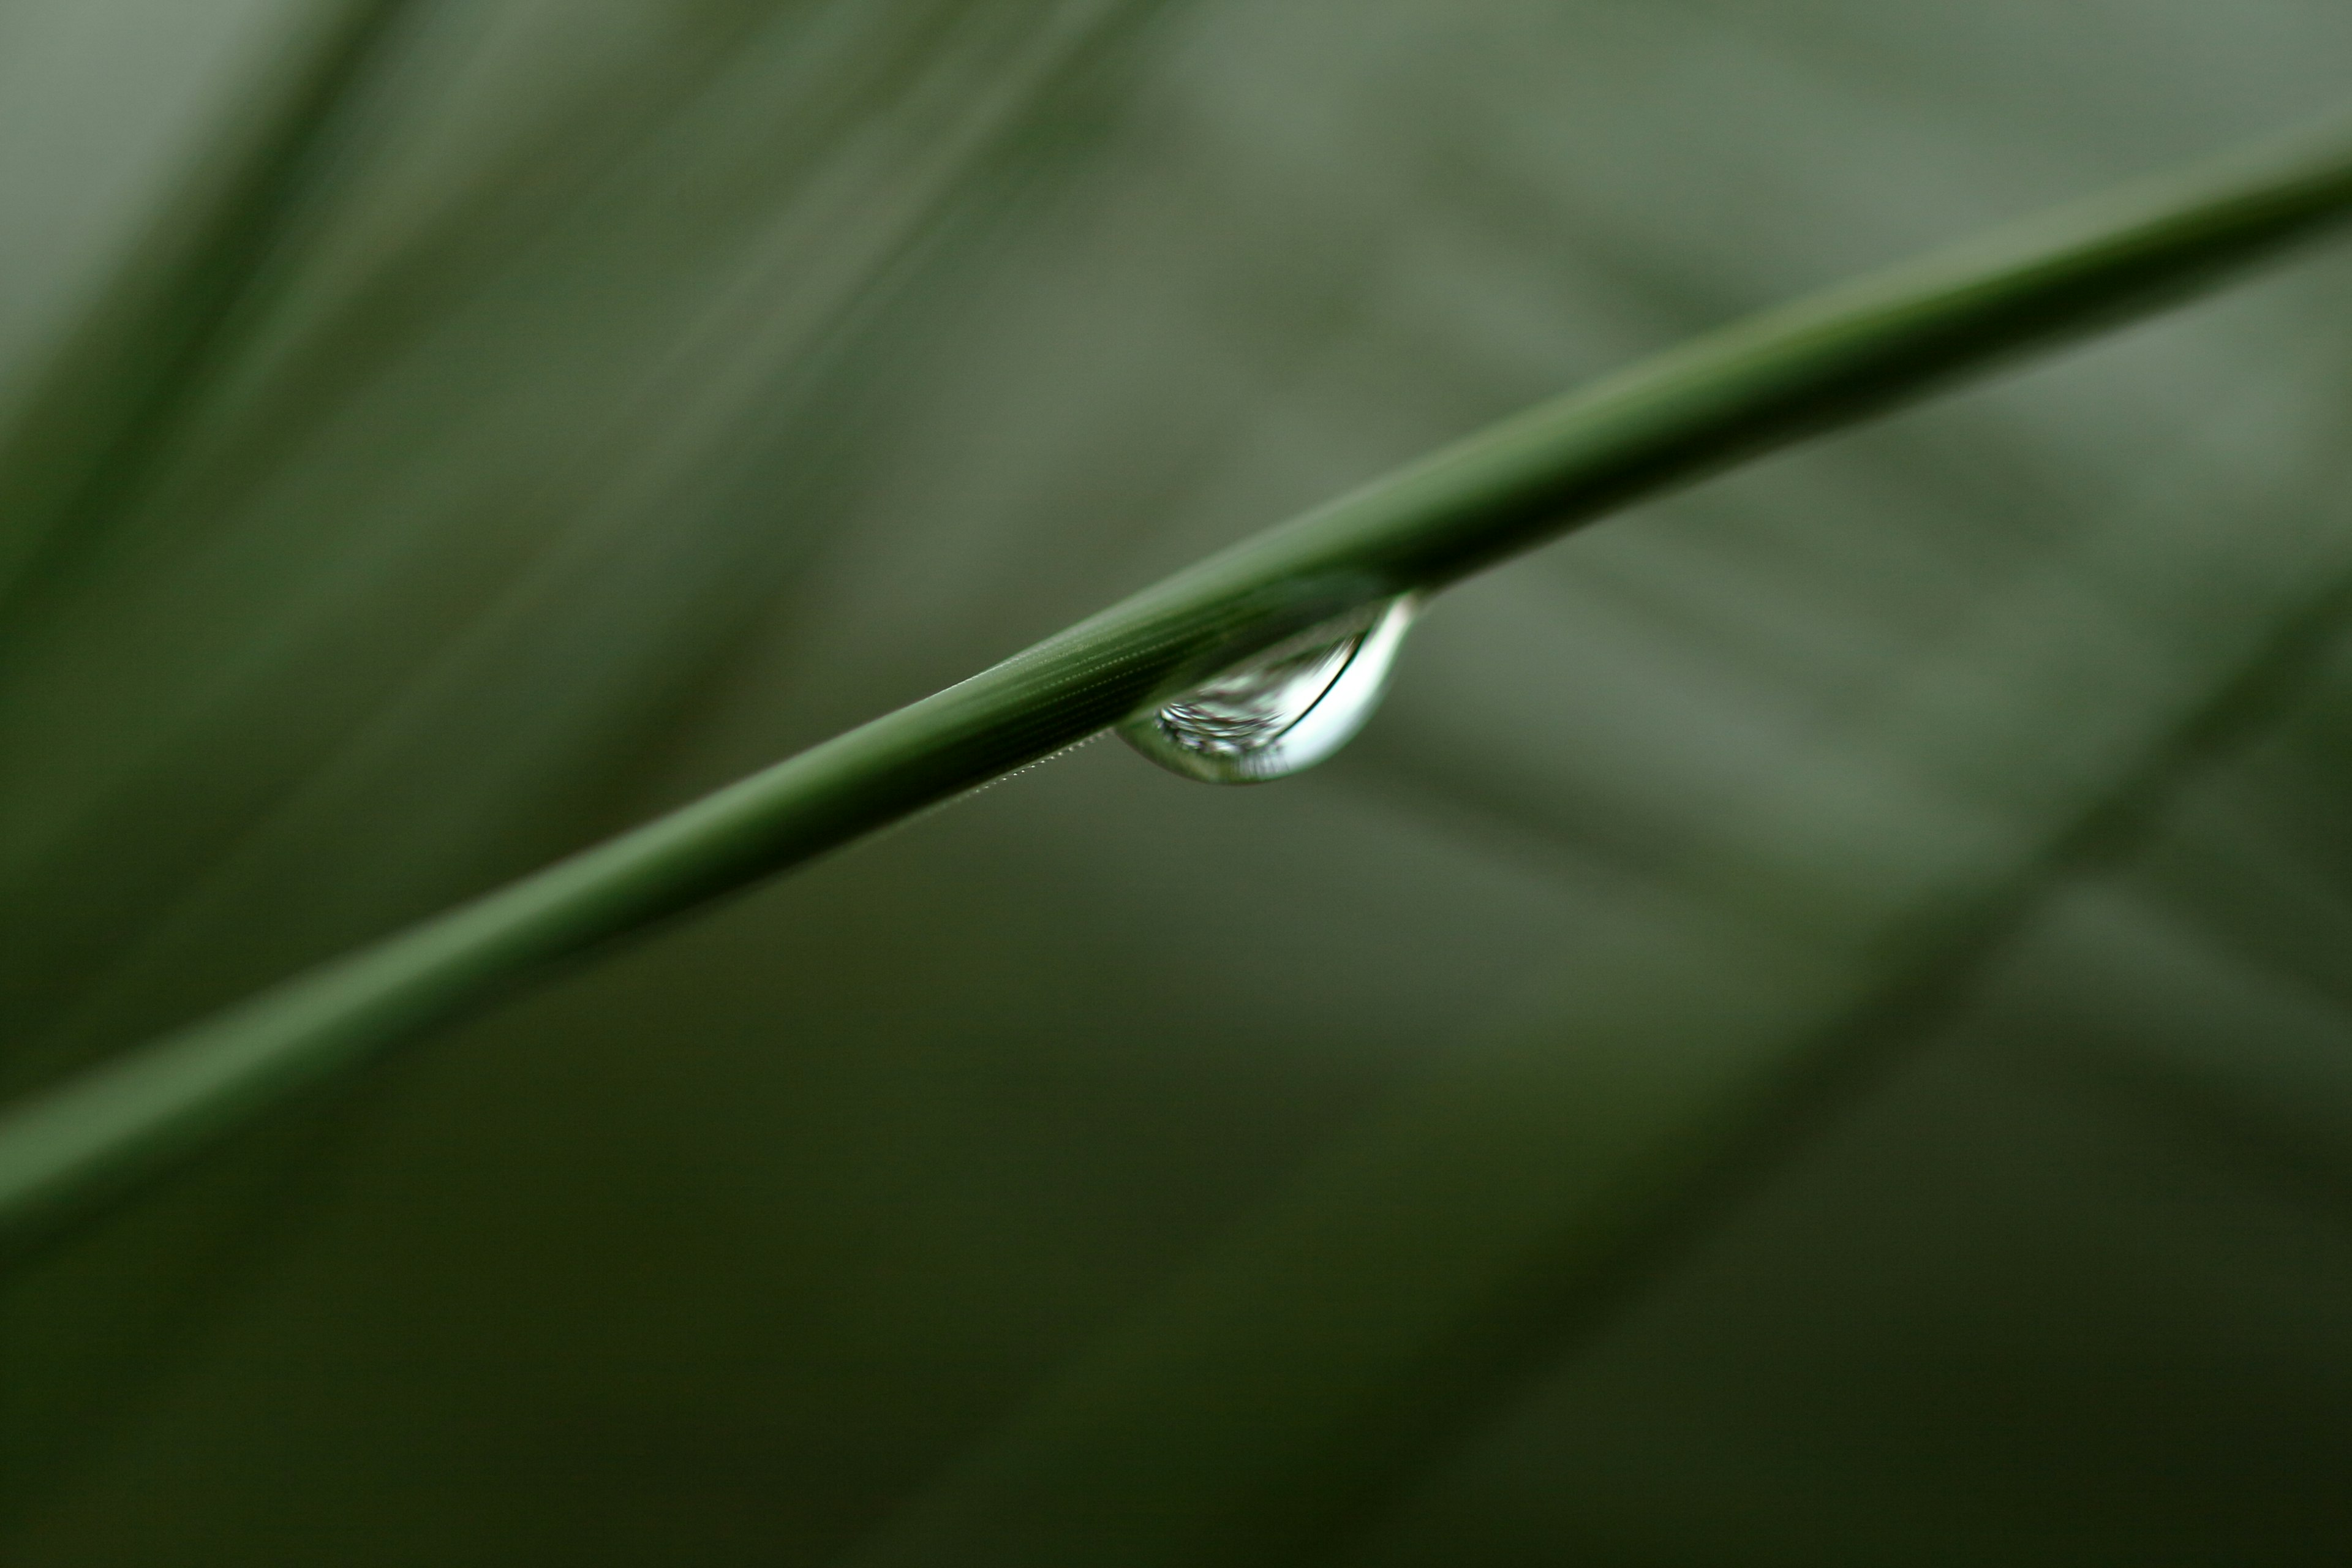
[4,1,2351,1562]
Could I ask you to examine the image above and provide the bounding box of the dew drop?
[1118,595,1417,784]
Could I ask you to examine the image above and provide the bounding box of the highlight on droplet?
[1118,594,1417,784]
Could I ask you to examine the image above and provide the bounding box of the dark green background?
[4,1,2350,1562]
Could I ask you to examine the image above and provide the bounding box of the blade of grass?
[832,371,2352,1568]
[2,0,1161,1077]
[6,113,2352,1253]
[0,0,418,617]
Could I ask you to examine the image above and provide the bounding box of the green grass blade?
[6,113,2352,1252]
[0,0,417,616]
[834,469,2352,1568]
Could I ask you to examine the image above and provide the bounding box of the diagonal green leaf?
[833,382,2352,1568]
[5,111,2352,1254]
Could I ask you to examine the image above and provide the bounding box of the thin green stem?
[7,113,2352,1252]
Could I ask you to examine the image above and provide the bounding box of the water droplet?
[1119,595,1417,784]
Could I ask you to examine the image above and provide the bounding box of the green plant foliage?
[5,2,2352,1564]
[7,43,2351,1259]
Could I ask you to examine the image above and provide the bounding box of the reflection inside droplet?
[1118,595,1417,783]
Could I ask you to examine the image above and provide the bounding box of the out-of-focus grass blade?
[0,0,413,612]
[0,0,1171,1528]
[4,0,1160,1087]
[6,113,2352,1253]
